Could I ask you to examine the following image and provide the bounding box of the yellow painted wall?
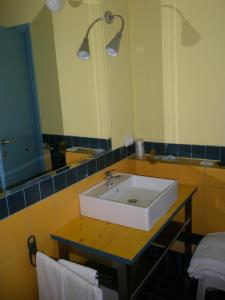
[128,0,165,143]
[0,0,110,138]
[102,0,134,149]
[128,0,225,146]
[52,0,110,138]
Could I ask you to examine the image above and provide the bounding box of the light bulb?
[45,0,65,12]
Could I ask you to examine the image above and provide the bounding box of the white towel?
[36,252,103,300]
[36,251,66,300]
[58,259,98,286]
[63,269,103,300]
[188,232,225,281]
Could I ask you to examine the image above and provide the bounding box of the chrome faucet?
[105,171,122,187]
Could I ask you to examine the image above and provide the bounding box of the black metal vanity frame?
[52,188,196,300]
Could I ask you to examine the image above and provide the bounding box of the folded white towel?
[188,233,225,281]
[37,252,103,300]
[58,259,98,286]
[36,252,67,300]
[63,268,103,300]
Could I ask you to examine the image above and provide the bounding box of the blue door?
[0,25,44,190]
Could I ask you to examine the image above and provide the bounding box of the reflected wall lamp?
[161,4,201,46]
[45,0,83,11]
[45,0,65,12]
[77,11,125,60]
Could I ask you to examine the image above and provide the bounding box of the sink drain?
[128,199,138,204]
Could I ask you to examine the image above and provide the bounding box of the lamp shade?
[45,0,65,12]
[181,19,201,46]
[105,32,122,57]
[77,38,90,60]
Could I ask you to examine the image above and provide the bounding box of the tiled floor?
[135,249,225,300]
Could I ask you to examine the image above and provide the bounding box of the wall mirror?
[0,0,110,192]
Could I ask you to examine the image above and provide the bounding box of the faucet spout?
[105,171,122,187]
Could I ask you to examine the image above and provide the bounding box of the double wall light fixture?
[77,11,125,60]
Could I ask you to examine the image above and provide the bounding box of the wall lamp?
[77,11,125,60]
[161,5,201,46]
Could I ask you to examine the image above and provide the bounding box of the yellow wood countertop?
[51,184,197,265]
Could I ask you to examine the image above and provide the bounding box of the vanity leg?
[185,197,192,256]
[117,264,129,300]
[58,243,69,260]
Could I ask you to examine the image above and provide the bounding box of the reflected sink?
[80,173,178,231]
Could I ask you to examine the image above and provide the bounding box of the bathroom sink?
[79,173,178,231]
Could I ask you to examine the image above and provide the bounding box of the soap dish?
[199,160,216,167]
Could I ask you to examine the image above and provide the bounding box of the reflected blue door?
[0,25,44,190]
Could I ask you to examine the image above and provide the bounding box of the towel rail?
[27,235,59,267]
[27,235,100,281]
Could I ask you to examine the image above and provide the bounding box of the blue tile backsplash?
[43,134,112,150]
[40,178,54,199]
[24,183,40,207]
[0,197,8,220]
[7,191,25,215]
[144,142,223,161]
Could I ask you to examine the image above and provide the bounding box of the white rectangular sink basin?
[79,173,178,231]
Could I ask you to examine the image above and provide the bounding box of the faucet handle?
[105,169,116,179]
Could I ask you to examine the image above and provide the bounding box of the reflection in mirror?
[0,6,65,192]
[161,5,201,46]
[0,2,110,192]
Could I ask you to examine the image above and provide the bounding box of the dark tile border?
[0,144,135,220]
[144,141,222,161]
[43,134,112,151]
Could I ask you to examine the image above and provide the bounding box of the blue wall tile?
[165,143,178,156]
[127,144,135,156]
[24,184,40,207]
[40,178,54,199]
[72,136,81,147]
[0,198,9,220]
[81,137,90,148]
[192,145,206,159]
[120,147,127,159]
[106,139,112,150]
[154,143,165,155]
[96,155,105,171]
[178,144,192,158]
[77,164,88,181]
[144,142,154,154]
[99,139,106,150]
[87,159,97,176]
[113,149,121,163]
[221,147,225,161]
[7,191,25,215]
[53,172,66,193]
[66,168,77,186]
[206,146,220,160]
[63,136,72,147]
[90,138,99,149]
[105,152,113,167]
